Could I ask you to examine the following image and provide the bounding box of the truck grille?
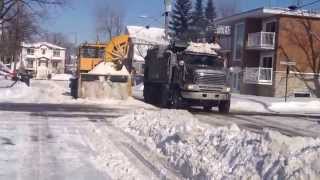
[195,72,226,86]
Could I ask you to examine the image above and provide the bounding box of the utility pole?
[297,0,302,6]
[164,0,172,39]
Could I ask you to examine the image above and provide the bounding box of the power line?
[298,0,320,9]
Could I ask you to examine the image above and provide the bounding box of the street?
[0,102,117,179]
[0,79,180,179]
[0,80,319,179]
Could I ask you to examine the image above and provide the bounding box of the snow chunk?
[114,109,320,179]
[185,42,221,55]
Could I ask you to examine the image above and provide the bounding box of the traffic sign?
[280,61,296,66]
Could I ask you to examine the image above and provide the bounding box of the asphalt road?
[0,102,116,180]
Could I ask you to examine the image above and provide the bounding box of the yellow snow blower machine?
[72,35,132,100]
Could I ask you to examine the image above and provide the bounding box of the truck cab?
[144,42,231,113]
[177,52,231,112]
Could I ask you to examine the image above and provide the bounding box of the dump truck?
[73,35,132,100]
[144,41,231,113]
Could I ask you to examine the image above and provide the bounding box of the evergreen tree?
[205,0,217,42]
[191,0,206,41]
[205,0,217,23]
[169,0,193,41]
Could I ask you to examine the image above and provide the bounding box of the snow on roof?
[126,25,168,45]
[21,42,66,50]
[126,26,168,62]
[185,42,221,55]
[216,7,320,25]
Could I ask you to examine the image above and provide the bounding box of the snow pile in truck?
[185,42,221,55]
[114,109,320,180]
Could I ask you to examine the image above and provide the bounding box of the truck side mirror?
[171,53,177,65]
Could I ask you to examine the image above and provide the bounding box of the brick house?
[216,7,320,97]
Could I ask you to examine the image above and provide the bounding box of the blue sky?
[42,0,318,43]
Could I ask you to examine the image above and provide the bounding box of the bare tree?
[0,4,39,69]
[278,18,320,97]
[0,0,66,24]
[0,0,67,70]
[94,2,125,41]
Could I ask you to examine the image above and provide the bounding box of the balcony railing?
[247,32,275,50]
[244,67,273,85]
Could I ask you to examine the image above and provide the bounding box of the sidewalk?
[231,93,320,114]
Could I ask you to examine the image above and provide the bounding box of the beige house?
[19,42,66,79]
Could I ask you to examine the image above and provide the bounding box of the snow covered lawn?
[114,109,320,179]
[269,101,320,113]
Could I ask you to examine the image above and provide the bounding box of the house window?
[52,62,59,68]
[42,49,46,55]
[27,48,34,55]
[264,21,276,32]
[53,50,60,57]
[233,23,245,61]
[26,58,34,68]
[260,56,273,68]
[259,55,273,82]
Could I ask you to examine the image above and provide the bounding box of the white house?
[126,26,167,75]
[19,42,66,79]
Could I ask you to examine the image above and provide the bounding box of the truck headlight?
[223,87,231,93]
[186,84,199,90]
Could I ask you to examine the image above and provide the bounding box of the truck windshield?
[184,54,224,68]
[80,47,105,59]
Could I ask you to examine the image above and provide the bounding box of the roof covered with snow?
[216,7,320,25]
[185,42,221,55]
[21,42,66,50]
[126,26,168,62]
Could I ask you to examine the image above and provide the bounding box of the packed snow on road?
[0,78,320,179]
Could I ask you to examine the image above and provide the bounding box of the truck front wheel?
[218,100,230,113]
[203,106,212,111]
[171,90,183,109]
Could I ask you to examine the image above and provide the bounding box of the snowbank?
[51,73,74,81]
[0,79,32,100]
[114,109,320,179]
[269,101,320,113]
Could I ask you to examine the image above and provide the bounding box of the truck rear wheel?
[218,100,230,113]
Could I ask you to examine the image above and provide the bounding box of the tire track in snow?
[90,120,182,180]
